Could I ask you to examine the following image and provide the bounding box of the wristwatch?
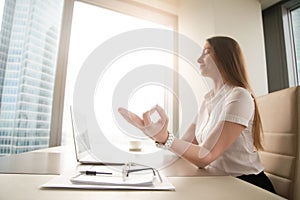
[155,132,175,149]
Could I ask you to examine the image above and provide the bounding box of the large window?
[62,1,177,154]
[0,0,177,157]
[283,1,300,86]
[0,0,63,156]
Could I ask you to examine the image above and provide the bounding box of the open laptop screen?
[70,106,124,165]
[70,106,95,163]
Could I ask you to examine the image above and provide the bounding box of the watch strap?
[155,132,175,149]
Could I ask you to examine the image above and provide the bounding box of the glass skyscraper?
[0,0,63,156]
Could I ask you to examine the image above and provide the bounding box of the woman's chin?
[199,69,208,76]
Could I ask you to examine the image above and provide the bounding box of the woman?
[118,36,275,193]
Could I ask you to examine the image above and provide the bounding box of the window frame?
[282,0,300,87]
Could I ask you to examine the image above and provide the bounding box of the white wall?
[177,0,268,96]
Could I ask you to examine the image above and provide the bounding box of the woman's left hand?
[118,105,169,143]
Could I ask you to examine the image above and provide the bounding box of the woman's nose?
[197,55,203,64]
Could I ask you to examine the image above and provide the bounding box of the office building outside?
[291,7,300,80]
[0,0,63,156]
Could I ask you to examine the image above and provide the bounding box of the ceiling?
[260,0,284,10]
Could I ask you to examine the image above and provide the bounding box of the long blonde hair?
[207,36,263,150]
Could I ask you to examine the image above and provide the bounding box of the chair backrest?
[257,86,300,199]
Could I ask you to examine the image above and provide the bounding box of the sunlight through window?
[63,2,175,153]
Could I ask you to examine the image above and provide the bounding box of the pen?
[79,170,113,176]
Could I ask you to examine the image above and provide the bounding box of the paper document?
[70,172,154,186]
[41,173,175,191]
[40,164,175,190]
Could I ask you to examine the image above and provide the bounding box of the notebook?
[70,106,123,165]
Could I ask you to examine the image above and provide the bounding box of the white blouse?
[193,84,264,176]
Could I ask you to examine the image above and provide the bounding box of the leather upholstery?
[257,86,300,199]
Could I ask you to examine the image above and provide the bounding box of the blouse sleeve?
[222,87,254,127]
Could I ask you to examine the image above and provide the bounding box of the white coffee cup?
[129,140,142,151]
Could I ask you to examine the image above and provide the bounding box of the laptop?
[70,106,123,165]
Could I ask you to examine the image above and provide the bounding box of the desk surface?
[0,146,286,200]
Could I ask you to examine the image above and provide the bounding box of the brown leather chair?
[257,86,300,199]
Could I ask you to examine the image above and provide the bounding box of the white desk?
[0,146,286,200]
